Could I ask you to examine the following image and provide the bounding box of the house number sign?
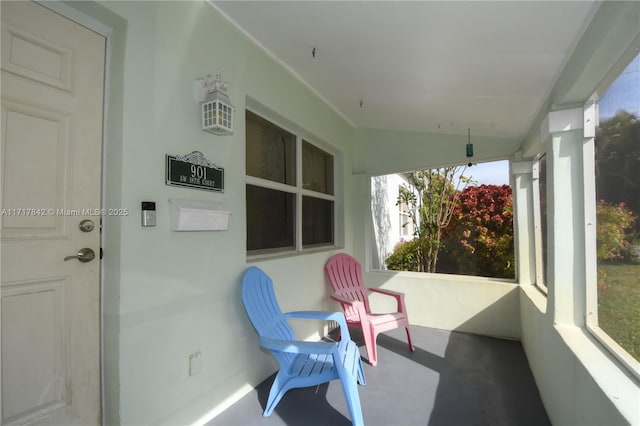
[166,151,224,192]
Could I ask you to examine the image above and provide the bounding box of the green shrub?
[596,200,637,262]
[386,239,420,271]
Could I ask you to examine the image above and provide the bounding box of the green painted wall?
[67,1,355,424]
[354,127,520,176]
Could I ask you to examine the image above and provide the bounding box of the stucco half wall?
[359,271,521,340]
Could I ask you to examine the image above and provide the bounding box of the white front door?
[1,1,105,424]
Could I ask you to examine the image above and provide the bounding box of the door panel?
[1,279,70,423]
[1,22,74,92]
[1,1,105,425]
[2,100,69,239]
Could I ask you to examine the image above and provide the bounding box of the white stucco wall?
[370,174,415,270]
[362,271,521,340]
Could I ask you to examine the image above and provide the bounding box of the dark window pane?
[302,196,334,246]
[247,185,295,251]
[246,111,296,185]
[303,141,334,195]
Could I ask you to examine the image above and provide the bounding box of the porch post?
[543,107,587,326]
[353,173,373,270]
[511,160,535,285]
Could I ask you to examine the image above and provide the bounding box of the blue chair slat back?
[242,267,296,364]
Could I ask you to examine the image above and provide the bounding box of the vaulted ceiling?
[213,1,598,140]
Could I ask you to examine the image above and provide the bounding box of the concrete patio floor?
[209,325,550,426]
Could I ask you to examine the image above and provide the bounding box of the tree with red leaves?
[439,184,515,278]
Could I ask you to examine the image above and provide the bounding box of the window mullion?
[301,189,335,201]
[532,155,547,293]
[583,101,598,326]
[296,135,303,251]
[246,176,297,194]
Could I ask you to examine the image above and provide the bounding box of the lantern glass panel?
[202,99,233,134]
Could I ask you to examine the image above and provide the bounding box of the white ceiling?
[213,1,598,140]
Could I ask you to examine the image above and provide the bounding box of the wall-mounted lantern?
[195,74,234,135]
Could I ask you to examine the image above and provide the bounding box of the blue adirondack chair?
[241,266,366,426]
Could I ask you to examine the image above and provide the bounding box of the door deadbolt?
[79,219,95,232]
[64,248,96,263]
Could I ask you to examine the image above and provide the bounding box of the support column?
[352,173,372,269]
[511,160,535,285]
[543,107,587,326]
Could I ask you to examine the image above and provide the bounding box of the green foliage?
[594,114,640,361]
[388,183,515,278]
[386,239,421,272]
[596,111,640,234]
[598,263,640,361]
[596,200,637,262]
[395,166,471,272]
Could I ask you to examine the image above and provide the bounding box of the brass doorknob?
[64,248,95,262]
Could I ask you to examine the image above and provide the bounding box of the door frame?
[33,2,114,423]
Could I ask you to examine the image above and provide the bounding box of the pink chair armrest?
[331,293,363,306]
[367,287,408,313]
[330,294,368,320]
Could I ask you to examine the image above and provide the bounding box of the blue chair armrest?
[285,311,352,341]
[259,337,337,355]
[285,310,343,322]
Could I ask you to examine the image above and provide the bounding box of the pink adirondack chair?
[325,253,415,366]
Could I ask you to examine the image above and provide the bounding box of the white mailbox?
[169,199,231,231]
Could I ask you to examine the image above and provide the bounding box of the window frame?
[245,105,342,258]
[398,196,412,238]
[532,153,548,294]
[583,58,640,379]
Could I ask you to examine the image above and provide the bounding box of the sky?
[466,160,510,185]
[598,52,640,120]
